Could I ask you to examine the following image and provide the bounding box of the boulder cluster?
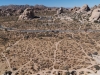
[69,4,100,23]
[0,4,100,22]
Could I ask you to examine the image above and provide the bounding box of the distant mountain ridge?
[0,4,69,10]
[0,4,50,10]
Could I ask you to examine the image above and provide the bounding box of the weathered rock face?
[76,4,90,13]
[89,8,100,22]
[57,7,63,14]
[81,4,90,12]
[18,8,34,20]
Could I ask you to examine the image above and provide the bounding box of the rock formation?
[77,4,90,13]
[81,4,90,11]
[18,8,34,20]
[89,8,100,22]
[57,7,63,14]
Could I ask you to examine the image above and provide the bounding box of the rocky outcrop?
[89,8,100,22]
[81,4,90,11]
[57,7,63,14]
[18,8,34,20]
[76,4,90,13]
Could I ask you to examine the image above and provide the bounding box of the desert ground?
[0,4,100,75]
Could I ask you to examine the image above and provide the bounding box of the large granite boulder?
[89,8,100,22]
[18,8,34,20]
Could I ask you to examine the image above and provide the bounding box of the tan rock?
[81,4,90,11]
[76,4,90,13]
[89,8,100,22]
[18,8,34,20]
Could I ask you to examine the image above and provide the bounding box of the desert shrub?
[94,65,100,70]
[94,20,99,23]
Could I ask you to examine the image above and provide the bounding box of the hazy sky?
[0,0,100,7]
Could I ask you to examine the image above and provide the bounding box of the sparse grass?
[0,9,100,75]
